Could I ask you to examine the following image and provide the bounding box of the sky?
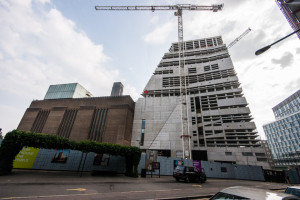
[0,0,299,139]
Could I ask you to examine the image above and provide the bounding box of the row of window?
[144,81,240,98]
[169,37,223,53]
[274,95,300,118]
[264,114,300,132]
[158,53,229,67]
[153,69,173,75]
[204,64,219,71]
[165,46,227,61]
[162,69,236,88]
[190,92,245,112]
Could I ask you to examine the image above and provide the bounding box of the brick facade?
[17,96,135,145]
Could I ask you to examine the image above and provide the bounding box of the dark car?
[173,166,206,183]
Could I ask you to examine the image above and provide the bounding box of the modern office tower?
[111,82,124,96]
[131,36,270,168]
[18,83,134,145]
[276,0,300,40]
[44,83,93,100]
[263,89,300,168]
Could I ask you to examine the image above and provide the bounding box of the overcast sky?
[1,0,299,139]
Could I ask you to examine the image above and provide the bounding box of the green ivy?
[0,130,141,177]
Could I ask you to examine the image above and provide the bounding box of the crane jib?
[95,5,223,11]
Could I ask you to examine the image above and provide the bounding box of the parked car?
[285,186,300,198]
[209,186,300,200]
[173,166,206,183]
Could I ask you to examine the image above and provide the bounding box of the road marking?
[0,188,193,199]
[0,193,100,199]
[66,188,86,191]
[192,185,202,187]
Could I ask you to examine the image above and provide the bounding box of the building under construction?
[131,36,271,169]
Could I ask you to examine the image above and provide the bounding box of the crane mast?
[95,4,223,159]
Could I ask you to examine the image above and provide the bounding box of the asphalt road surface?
[0,170,290,200]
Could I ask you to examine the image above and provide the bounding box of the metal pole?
[255,28,300,55]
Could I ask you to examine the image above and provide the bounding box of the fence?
[138,154,265,181]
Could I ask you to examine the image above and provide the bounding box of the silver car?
[210,186,300,200]
[285,186,300,198]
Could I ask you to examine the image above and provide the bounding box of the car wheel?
[185,177,190,183]
[176,178,179,182]
[200,177,206,183]
[194,176,200,183]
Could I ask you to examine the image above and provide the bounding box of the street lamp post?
[255,28,300,56]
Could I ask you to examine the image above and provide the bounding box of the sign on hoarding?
[193,160,201,172]
[13,147,40,169]
[174,159,184,169]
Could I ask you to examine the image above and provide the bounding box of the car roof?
[287,186,300,189]
[219,186,300,200]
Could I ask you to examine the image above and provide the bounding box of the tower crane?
[95,4,223,159]
[227,28,251,49]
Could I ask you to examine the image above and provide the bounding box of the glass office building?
[263,89,300,168]
[44,83,93,100]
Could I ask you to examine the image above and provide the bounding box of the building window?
[255,153,266,157]
[204,66,210,71]
[242,152,253,156]
[221,167,227,173]
[188,68,197,74]
[257,158,267,162]
[211,64,219,70]
[140,119,146,146]
[225,152,232,156]
[193,140,198,147]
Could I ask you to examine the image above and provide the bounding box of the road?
[0,170,290,200]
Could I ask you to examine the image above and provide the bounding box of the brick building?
[17,83,134,145]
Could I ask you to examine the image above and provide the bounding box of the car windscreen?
[185,167,195,172]
[210,192,249,200]
[285,187,300,198]
[174,166,184,172]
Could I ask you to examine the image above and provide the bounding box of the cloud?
[296,48,300,54]
[0,0,139,134]
[271,52,294,68]
[143,21,176,44]
[284,78,300,93]
[0,0,117,98]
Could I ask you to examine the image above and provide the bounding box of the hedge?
[0,130,141,177]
